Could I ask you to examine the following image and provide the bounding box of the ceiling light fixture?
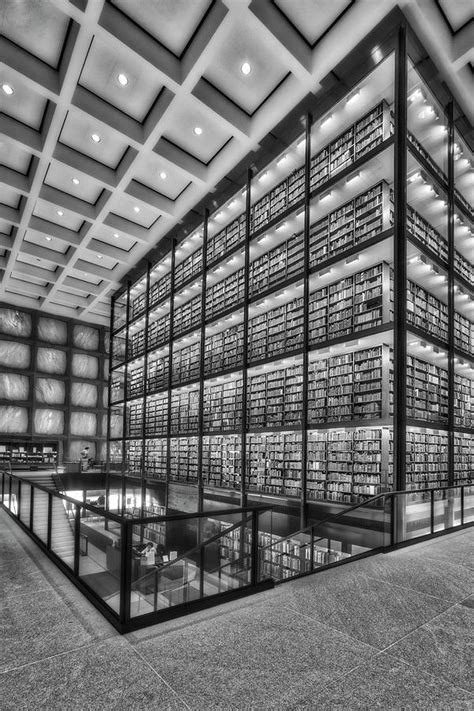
[72,177,80,185]
[2,83,14,95]
[133,206,140,213]
[321,114,332,128]
[117,73,129,86]
[193,126,202,136]
[113,233,119,238]
[159,171,167,180]
[56,209,64,216]
[91,133,101,143]
[45,236,52,241]
[346,90,360,105]
[241,61,252,76]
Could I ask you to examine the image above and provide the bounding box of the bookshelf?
[0,441,58,469]
[110,53,472,531]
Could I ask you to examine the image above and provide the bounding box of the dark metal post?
[241,168,252,507]
[47,491,52,549]
[120,521,132,625]
[122,283,131,487]
[165,240,176,509]
[197,210,209,512]
[251,509,259,585]
[446,102,455,489]
[29,485,34,530]
[430,488,435,534]
[74,504,81,576]
[393,24,408,543]
[301,112,312,529]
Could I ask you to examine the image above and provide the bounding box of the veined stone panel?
[37,348,67,374]
[0,308,32,338]
[35,378,66,405]
[73,324,100,351]
[71,382,98,407]
[70,411,97,436]
[0,341,30,369]
[34,408,65,434]
[0,406,28,433]
[37,317,68,344]
[72,354,99,379]
[0,373,29,401]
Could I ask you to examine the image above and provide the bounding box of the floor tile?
[295,651,474,710]
[387,602,474,692]
[415,530,474,570]
[272,565,452,649]
[352,548,474,602]
[133,598,378,709]
[1,638,187,710]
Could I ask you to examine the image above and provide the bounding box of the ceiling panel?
[0,143,32,174]
[0,0,69,68]
[78,36,164,122]
[106,193,160,229]
[43,161,105,205]
[1,188,22,209]
[162,98,234,164]
[0,69,48,130]
[23,230,71,255]
[110,0,212,57]
[131,153,191,200]
[16,252,59,273]
[58,111,129,169]
[275,0,352,46]
[32,199,84,232]
[438,0,472,31]
[203,14,290,115]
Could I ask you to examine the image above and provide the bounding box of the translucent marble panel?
[37,317,67,344]
[0,308,32,337]
[0,406,28,433]
[72,354,99,379]
[70,411,97,436]
[0,373,29,401]
[73,324,99,351]
[37,347,67,374]
[0,341,30,369]
[34,409,65,434]
[35,378,66,404]
[71,382,97,407]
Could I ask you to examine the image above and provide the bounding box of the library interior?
[0,0,473,649]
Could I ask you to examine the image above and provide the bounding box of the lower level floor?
[1,507,472,709]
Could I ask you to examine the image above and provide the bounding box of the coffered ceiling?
[1,0,472,326]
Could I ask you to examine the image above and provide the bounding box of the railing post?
[47,492,52,549]
[74,504,81,576]
[1,470,4,503]
[310,525,315,572]
[461,485,464,526]
[29,486,34,531]
[430,489,435,534]
[8,474,12,513]
[17,479,22,520]
[120,521,132,626]
[251,509,259,585]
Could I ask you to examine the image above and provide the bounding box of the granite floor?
[1,508,472,710]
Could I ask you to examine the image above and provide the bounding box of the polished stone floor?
[1,508,472,710]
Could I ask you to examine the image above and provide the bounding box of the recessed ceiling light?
[91,133,101,143]
[113,233,119,238]
[97,254,103,259]
[72,177,80,185]
[45,236,52,241]
[241,62,252,76]
[133,206,140,213]
[56,209,64,216]
[2,84,14,95]
[117,73,129,86]
[193,126,202,136]
[159,171,167,180]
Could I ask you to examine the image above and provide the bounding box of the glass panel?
[50,496,75,568]
[402,491,431,541]
[19,482,31,525]
[31,488,50,544]
[464,485,474,524]
[9,476,20,516]
[113,292,127,332]
[79,510,123,615]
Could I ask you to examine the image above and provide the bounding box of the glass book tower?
[109,11,473,533]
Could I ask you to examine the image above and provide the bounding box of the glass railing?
[0,469,272,632]
[259,483,474,583]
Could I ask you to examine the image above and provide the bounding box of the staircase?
[16,471,75,560]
